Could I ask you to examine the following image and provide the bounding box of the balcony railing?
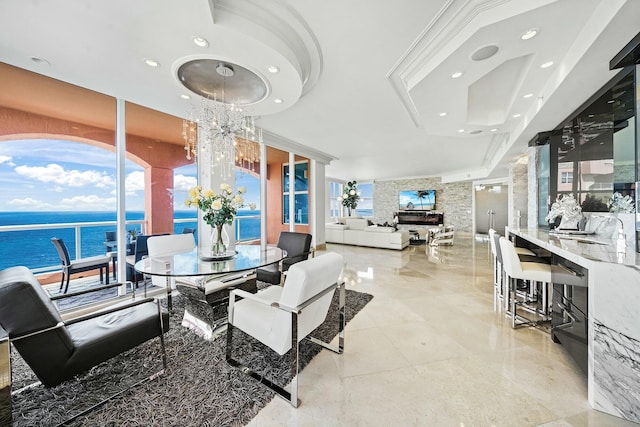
[0,215,260,274]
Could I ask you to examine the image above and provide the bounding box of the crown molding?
[262,129,337,164]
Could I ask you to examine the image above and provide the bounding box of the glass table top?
[134,245,285,277]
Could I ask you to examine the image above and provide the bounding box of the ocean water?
[0,211,260,271]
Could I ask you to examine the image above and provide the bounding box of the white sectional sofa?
[326,218,410,250]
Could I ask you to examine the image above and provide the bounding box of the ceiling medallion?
[178,60,266,176]
[471,45,499,61]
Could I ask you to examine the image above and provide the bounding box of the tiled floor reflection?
[249,235,637,427]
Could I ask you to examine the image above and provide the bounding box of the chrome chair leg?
[226,283,345,407]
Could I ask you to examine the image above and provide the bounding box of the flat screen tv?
[399,190,436,211]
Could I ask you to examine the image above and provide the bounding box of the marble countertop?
[506,227,640,267]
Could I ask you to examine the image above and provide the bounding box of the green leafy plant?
[340,180,360,215]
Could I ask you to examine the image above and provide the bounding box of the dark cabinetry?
[395,211,443,226]
[551,257,589,373]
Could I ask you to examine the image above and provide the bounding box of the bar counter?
[506,227,640,424]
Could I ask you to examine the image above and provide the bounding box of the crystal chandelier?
[182,63,263,177]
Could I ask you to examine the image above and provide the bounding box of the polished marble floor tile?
[250,235,639,426]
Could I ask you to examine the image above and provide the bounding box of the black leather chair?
[256,232,313,285]
[51,237,111,294]
[0,266,168,420]
[104,231,118,280]
[126,234,150,288]
[181,227,196,235]
[104,231,117,252]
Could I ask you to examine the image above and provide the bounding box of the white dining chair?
[226,252,345,407]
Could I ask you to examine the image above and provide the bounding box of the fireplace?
[395,211,443,225]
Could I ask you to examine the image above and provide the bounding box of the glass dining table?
[134,245,286,311]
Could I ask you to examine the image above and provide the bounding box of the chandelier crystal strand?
[183,95,263,177]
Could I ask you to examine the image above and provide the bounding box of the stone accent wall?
[509,160,529,228]
[373,178,473,233]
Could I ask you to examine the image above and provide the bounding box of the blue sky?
[0,139,260,212]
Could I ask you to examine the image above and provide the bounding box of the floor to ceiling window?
[355,182,373,217]
[283,160,309,224]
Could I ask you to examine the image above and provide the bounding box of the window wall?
[329,181,342,219]
[326,180,374,219]
[538,66,636,221]
[355,182,373,217]
[283,161,309,224]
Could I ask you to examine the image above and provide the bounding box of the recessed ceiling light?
[512,113,521,118]
[540,61,554,69]
[274,98,283,104]
[267,65,280,74]
[607,99,615,104]
[451,71,463,79]
[520,29,538,40]
[458,129,465,133]
[181,94,191,100]
[490,128,498,132]
[144,58,160,68]
[30,56,50,65]
[192,36,209,48]
[523,93,534,99]
[439,112,447,117]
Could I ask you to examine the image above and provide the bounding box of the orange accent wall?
[265,159,310,245]
[145,167,174,234]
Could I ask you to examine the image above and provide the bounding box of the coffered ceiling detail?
[0,0,639,182]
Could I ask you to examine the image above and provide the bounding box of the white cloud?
[59,194,117,210]
[9,194,116,211]
[8,197,53,209]
[2,139,131,170]
[125,171,145,192]
[174,174,197,191]
[14,163,115,188]
[0,155,14,166]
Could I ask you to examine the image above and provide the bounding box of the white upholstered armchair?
[226,252,345,407]
[429,225,455,246]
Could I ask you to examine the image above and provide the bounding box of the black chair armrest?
[50,283,124,301]
[282,248,315,271]
[64,298,158,326]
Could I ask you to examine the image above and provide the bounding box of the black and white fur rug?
[11,288,373,426]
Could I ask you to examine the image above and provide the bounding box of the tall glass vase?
[210,224,229,256]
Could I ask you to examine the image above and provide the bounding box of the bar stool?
[498,237,583,328]
[488,229,504,307]
[489,229,540,311]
